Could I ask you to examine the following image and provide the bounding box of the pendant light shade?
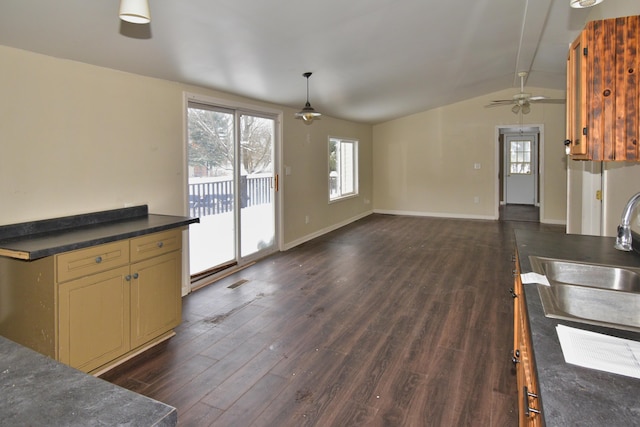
[570,0,604,8]
[295,72,321,124]
[119,0,151,24]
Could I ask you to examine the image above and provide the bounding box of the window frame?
[509,139,532,175]
[328,136,359,202]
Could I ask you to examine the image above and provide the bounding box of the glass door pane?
[239,113,276,259]
[187,104,235,275]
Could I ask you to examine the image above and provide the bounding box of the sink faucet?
[615,192,640,251]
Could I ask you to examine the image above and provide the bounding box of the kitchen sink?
[529,256,640,333]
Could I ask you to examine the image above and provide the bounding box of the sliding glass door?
[238,113,276,258]
[187,100,277,279]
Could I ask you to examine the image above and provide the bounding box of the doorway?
[504,133,537,205]
[497,125,542,222]
[185,95,280,286]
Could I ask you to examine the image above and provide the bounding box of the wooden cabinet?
[513,253,543,426]
[566,15,640,161]
[0,228,183,375]
[567,32,587,158]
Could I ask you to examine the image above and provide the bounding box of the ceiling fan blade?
[529,98,566,104]
[485,100,515,106]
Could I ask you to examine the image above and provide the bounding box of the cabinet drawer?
[130,229,182,263]
[56,241,129,283]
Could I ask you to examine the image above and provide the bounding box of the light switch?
[474,163,481,170]
[285,166,292,175]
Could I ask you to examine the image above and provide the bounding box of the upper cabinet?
[566,15,640,161]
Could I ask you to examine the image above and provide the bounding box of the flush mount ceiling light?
[570,0,604,8]
[119,0,151,24]
[294,72,321,124]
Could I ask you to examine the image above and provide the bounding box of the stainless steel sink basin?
[529,256,640,333]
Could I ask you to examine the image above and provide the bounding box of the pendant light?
[119,0,151,24]
[295,72,321,124]
[570,0,604,8]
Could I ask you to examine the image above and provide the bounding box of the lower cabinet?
[58,265,132,373]
[0,228,183,375]
[513,252,543,426]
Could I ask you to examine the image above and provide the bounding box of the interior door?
[505,134,537,205]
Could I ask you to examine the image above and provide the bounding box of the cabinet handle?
[512,349,520,364]
[509,288,517,298]
[95,256,103,264]
[125,274,132,281]
[523,386,541,417]
[133,272,139,279]
[157,241,164,248]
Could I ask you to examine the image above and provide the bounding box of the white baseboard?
[373,209,497,221]
[282,210,373,251]
[282,208,566,252]
[540,218,567,225]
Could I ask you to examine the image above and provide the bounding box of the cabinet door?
[513,260,543,426]
[571,16,640,161]
[567,33,588,158]
[130,251,182,348]
[58,266,130,373]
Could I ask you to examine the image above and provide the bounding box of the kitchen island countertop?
[514,228,640,426]
[0,335,177,426]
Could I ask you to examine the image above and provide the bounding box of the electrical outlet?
[474,196,479,204]
[305,215,310,224]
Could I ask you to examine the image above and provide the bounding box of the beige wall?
[603,163,640,235]
[373,88,567,223]
[0,45,373,249]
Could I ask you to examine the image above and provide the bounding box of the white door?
[505,134,537,205]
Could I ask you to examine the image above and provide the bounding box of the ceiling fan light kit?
[485,71,565,114]
[570,0,604,8]
[295,72,321,124]
[119,0,151,24]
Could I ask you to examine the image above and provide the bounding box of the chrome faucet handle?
[615,224,633,251]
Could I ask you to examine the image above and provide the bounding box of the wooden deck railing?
[188,174,272,217]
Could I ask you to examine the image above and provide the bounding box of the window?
[329,137,358,201]
[509,140,532,174]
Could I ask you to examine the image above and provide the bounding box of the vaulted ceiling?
[0,0,592,123]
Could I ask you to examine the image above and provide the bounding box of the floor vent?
[228,279,249,289]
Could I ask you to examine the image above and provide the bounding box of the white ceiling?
[0,0,592,124]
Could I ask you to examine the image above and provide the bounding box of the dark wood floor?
[499,204,540,222]
[102,214,564,426]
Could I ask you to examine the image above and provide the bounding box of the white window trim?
[328,136,359,203]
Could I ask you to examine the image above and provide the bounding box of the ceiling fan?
[485,71,565,114]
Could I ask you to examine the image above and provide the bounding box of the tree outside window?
[509,140,532,175]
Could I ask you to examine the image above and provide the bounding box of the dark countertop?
[514,229,640,427]
[0,205,199,260]
[0,335,176,426]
